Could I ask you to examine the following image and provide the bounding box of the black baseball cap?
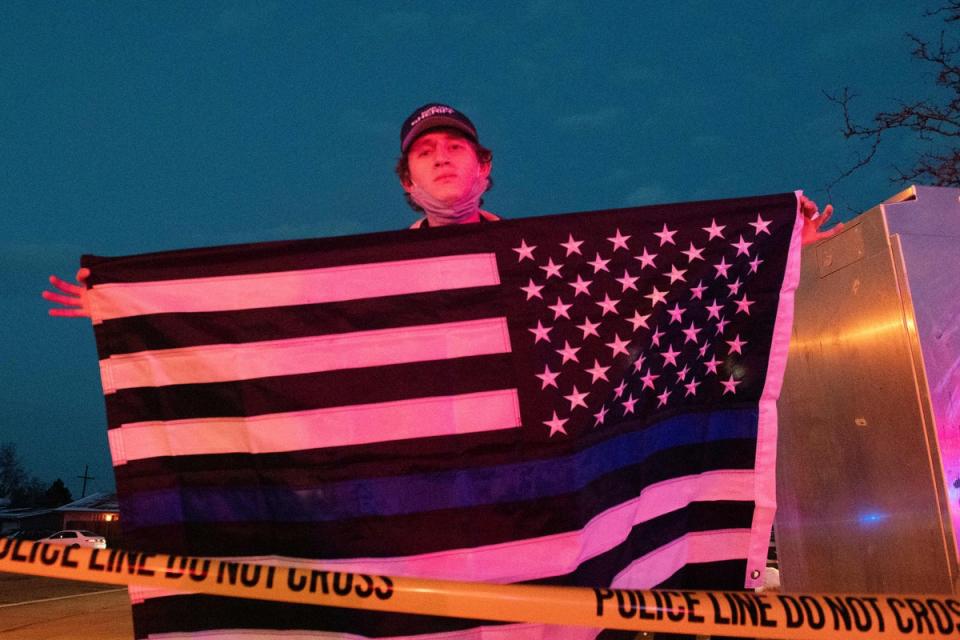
[400,103,478,153]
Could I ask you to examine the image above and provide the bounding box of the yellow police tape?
[1,538,957,639]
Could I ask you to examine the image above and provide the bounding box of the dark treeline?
[0,442,73,509]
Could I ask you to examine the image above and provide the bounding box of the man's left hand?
[800,195,844,246]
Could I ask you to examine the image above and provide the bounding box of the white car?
[43,529,107,549]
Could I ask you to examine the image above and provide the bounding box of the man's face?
[403,129,490,204]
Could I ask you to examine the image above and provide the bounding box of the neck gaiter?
[409,176,489,226]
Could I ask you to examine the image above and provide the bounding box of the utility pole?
[77,464,94,498]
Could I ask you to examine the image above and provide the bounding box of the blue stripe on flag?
[124,408,757,527]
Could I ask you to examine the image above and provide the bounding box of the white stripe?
[612,529,752,588]
[109,389,521,464]
[99,317,511,392]
[89,253,500,322]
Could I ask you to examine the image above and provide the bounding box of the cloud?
[556,107,624,130]
[215,3,281,36]
[623,184,666,206]
[375,10,431,30]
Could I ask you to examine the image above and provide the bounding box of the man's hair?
[395,129,493,213]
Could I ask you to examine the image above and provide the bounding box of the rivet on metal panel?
[751,569,761,579]
[854,417,868,427]
[852,278,861,295]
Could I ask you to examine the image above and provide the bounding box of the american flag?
[84,192,801,639]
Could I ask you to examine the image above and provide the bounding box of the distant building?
[56,492,121,541]
[0,492,120,543]
[0,506,61,536]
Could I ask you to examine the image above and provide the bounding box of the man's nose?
[433,144,451,164]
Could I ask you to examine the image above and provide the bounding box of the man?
[396,103,500,228]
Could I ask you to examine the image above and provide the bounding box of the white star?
[627,310,651,332]
[613,379,628,398]
[664,264,687,284]
[560,233,584,257]
[721,374,742,395]
[734,294,755,316]
[749,254,764,274]
[513,239,536,262]
[521,279,544,301]
[650,325,666,347]
[713,257,732,279]
[660,344,681,367]
[715,316,730,335]
[548,297,573,320]
[622,393,639,415]
[654,223,678,246]
[702,218,726,240]
[749,213,772,236]
[556,340,581,364]
[564,385,590,410]
[640,370,660,390]
[544,411,569,436]
[731,235,753,257]
[535,364,561,389]
[689,280,707,300]
[585,359,611,383]
[726,334,748,354]
[704,356,723,375]
[529,320,552,343]
[676,365,690,382]
[596,293,621,316]
[726,278,743,296]
[681,242,705,263]
[587,252,611,274]
[656,388,671,407]
[666,302,686,324]
[682,321,701,343]
[594,404,609,427]
[539,257,563,279]
[709,299,728,325]
[645,285,669,307]
[607,228,632,251]
[634,247,658,270]
[698,342,710,358]
[615,269,639,292]
[632,353,647,373]
[684,378,701,396]
[576,316,601,339]
[607,333,631,357]
[568,274,593,297]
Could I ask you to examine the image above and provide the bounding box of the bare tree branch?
[830,4,960,188]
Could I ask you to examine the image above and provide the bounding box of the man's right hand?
[43,268,91,318]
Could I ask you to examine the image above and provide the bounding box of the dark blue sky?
[1,2,937,495]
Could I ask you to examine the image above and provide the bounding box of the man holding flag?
[41,103,839,640]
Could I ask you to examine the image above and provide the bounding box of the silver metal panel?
[883,187,960,547]
[776,187,960,594]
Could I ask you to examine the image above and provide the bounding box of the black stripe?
[132,597,501,638]
[94,286,503,356]
[117,440,756,557]
[105,354,515,428]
